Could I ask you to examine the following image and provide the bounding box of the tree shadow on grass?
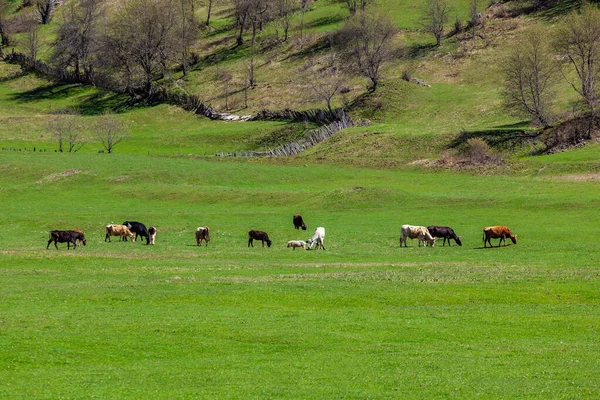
[308,14,345,30]
[446,123,539,152]
[9,82,136,115]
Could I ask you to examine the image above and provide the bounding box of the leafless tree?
[36,0,55,24]
[52,0,103,80]
[0,0,10,48]
[305,62,345,114]
[344,0,371,15]
[102,0,178,94]
[554,2,600,118]
[177,0,199,76]
[501,28,557,127]
[50,112,85,153]
[468,0,479,39]
[205,0,215,27]
[274,0,296,42]
[420,0,451,46]
[95,114,127,154]
[232,0,251,46]
[341,8,397,91]
[24,16,40,60]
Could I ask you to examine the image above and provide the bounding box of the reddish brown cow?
[483,226,517,248]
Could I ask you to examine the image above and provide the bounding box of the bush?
[460,138,503,165]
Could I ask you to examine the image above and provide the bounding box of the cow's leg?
[71,240,77,249]
[261,240,265,247]
[47,238,53,249]
[54,240,59,250]
[248,238,253,247]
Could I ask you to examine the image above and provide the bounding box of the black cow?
[47,230,86,250]
[427,226,462,246]
[122,221,150,244]
[293,214,307,230]
[248,230,272,247]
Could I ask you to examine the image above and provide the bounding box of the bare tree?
[420,0,451,46]
[305,62,345,114]
[501,28,557,126]
[274,0,296,42]
[344,0,371,15]
[24,16,40,60]
[36,0,55,24]
[96,114,127,154]
[177,0,199,77]
[468,0,479,39]
[341,8,397,91]
[52,0,103,80]
[102,0,178,94]
[232,0,251,46]
[206,0,215,27]
[0,0,10,49]
[554,2,600,117]
[50,112,85,153]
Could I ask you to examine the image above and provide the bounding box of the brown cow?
[105,224,135,242]
[47,230,86,250]
[293,214,307,230]
[195,226,210,246]
[248,230,272,247]
[483,226,517,248]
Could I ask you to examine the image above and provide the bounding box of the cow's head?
[302,223,307,230]
[428,238,436,247]
[266,239,272,248]
[455,236,462,246]
[510,234,517,244]
[129,233,136,242]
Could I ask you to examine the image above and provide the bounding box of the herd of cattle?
[46,214,517,250]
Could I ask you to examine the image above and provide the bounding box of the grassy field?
[1,151,599,398]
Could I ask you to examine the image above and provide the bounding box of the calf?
[427,225,462,246]
[307,227,325,250]
[287,240,306,250]
[105,224,135,242]
[248,230,272,247]
[293,214,307,230]
[195,226,210,246]
[483,226,517,248]
[400,225,435,247]
[148,226,157,245]
[47,230,86,250]
[122,221,150,244]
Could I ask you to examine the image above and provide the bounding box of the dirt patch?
[544,173,600,182]
[36,169,84,185]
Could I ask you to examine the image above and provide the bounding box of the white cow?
[287,240,306,250]
[307,227,325,250]
[400,225,435,247]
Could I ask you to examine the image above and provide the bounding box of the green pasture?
[1,152,599,398]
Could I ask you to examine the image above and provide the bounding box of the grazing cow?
[248,230,272,247]
[483,226,517,248]
[47,230,86,250]
[307,227,325,250]
[148,226,157,245]
[72,229,86,245]
[105,224,135,242]
[427,225,462,246]
[400,225,435,247]
[195,226,210,246]
[287,240,306,250]
[122,221,150,244]
[293,214,307,230]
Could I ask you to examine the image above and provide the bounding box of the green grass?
[1,152,599,398]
